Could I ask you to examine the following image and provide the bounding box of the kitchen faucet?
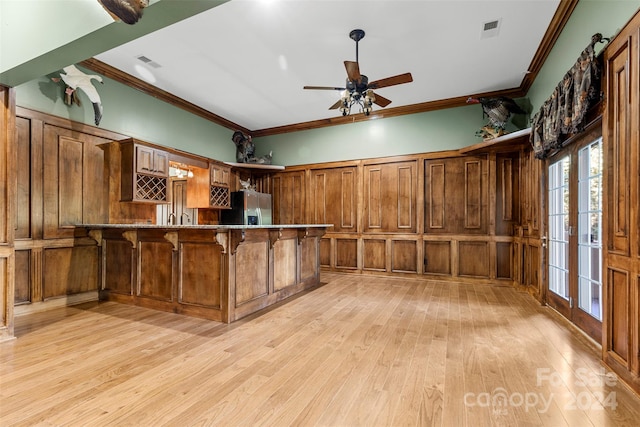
[181,212,191,224]
[168,212,176,225]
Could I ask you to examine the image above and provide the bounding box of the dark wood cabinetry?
[186,162,231,209]
[134,144,169,176]
[120,139,169,203]
[85,224,326,323]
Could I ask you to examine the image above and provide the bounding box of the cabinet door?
[135,145,168,177]
[211,164,230,187]
[136,145,155,174]
[154,150,169,176]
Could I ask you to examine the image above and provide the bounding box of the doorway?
[545,131,603,342]
[157,179,197,225]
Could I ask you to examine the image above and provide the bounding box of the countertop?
[78,224,333,230]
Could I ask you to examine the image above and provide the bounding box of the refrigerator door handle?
[256,207,262,225]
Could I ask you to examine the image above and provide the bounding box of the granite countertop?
[78,224,333,230]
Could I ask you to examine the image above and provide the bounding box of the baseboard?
[14,291,100,316]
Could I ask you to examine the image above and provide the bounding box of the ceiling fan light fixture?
[303,28,413,118]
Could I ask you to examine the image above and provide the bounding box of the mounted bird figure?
[52,65,104,126]
[97,0,148,25]
[466,96,526,139]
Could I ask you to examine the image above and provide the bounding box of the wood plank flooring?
[1,272,639,426]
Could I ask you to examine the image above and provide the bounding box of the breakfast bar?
[75,224,330,323]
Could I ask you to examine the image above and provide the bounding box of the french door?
[546,132,603,341]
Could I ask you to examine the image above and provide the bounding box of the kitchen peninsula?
[75,224,330,323]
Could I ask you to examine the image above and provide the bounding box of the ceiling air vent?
[136,54,162,68]
[481,19,501,39]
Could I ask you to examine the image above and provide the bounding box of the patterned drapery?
[530,34,606,159]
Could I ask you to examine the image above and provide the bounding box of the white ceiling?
[95,0,561,131]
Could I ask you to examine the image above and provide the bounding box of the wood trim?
[78,2,578,137]
[16,106,128,141]
[0,84,16,341]
[519,0,580,93]
[79,59,251,135]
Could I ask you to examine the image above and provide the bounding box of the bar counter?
[75,224,330,323]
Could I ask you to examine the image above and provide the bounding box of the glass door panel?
[544,134,603,342]
[575,139,603,338]
[548,156,570,302]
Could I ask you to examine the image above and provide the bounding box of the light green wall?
[254,107,490,166]
[16,68,237,161]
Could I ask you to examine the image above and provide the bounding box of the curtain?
[530,33,606,159]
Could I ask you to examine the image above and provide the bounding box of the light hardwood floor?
[1,273,639,426]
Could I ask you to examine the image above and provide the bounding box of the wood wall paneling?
[391,240,418,273]
[15,117,31,239]
[319,238,331,267]
[310,167,357,232]
[272,171,305,225]
[363,239,386,272]
[335,238,358,270]
[608,268,630,363]
[14,250,29,304]
[43,126,109,239]
[607,40,631,256]
[423,241,451,275]
[496,153,520,236]
[364,161,416,233]
[42,246,98,299]
[428,163,445,229]
[464,160,482,229]
[458,241,490,278]
[496,242,512,279]
[425,156,488,234]
[602,10,640,394]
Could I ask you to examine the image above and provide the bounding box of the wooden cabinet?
[209,162,231,208]
[186,162,231,209]
[120,139,169,203]
[211,163,230,187]
[135,144,169,177]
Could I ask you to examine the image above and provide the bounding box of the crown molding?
[81,0,578,138]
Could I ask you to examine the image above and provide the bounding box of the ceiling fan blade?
[304,85,346,91]
[368,72,413,90]
[329,99,344,110]
[344,61,361,83]
[371,92,392,107]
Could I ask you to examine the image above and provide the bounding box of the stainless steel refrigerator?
[221,190,272,225]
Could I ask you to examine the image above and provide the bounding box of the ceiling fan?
[304,29,413,116]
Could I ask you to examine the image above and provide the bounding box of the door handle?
[541,235,548,248]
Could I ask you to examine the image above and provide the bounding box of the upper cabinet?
[135,145,169,177]
[186,162,231,209]
[119,139,169,203]
[211,163,230,187]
